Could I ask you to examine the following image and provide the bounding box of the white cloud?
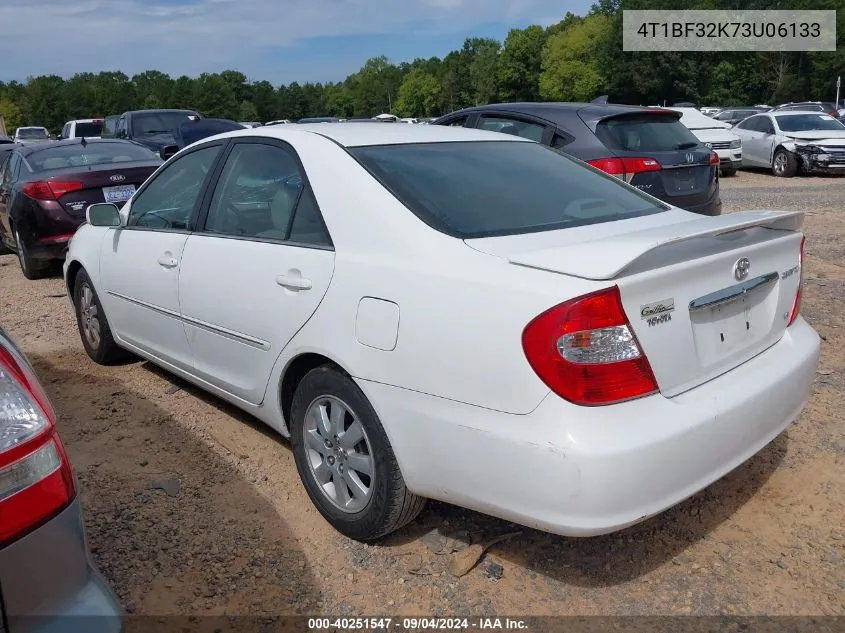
[0,0,587,83]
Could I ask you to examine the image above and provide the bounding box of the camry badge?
[110,174,126,183]
[734,257,751,281]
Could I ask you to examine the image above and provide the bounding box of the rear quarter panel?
[261,134,603,416]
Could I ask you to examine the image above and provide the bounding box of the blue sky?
[0,0,593,85]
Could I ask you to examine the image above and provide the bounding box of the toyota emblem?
[686,152,695,163]
[110,174,126,183]
[734,257,751,281]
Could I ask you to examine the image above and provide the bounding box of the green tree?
[92,72,136,117]
[0,97,22,131]
[238,100,259,121]
[251,80,278,122]
[540,15,610,102]
[349,56,402,115]
[468,38,501,105]
[497,26,545,102]
[171,75,197,110]
[132,70,173,108]
[23,75,67,130]
[193,73,238,119]
[395,69,442,116]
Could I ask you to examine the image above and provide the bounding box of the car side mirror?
[86,203,122,227]
[160,145,179,161]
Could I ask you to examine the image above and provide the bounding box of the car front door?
[756,116,778,166]
[177,139,335,405]
[97,142,224,371]
[734,117,767,166]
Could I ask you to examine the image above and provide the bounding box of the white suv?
[58,118,105,140]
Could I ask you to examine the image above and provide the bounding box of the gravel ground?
[0,169,843,617]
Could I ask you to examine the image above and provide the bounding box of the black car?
[111,109,201,153]
[0,139,162,279]
[159,118,246,160]
[434,102,721,216]
[712,107,771,126]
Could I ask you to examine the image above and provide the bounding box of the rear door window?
[478,116,546,142]
[595,114,701,152]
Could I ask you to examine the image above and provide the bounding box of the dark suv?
[111,109,201,155]
[434,102,721,216]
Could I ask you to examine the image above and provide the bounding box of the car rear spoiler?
[508,210,804,281]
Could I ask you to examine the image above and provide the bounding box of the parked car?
[58,119,105,140]
[0,139,162,279]
[435,102,722,216]
[699,107,722,116]
[13,127,51,146]
[0,327,123,632]
[666,107,742,176]
[0,137,14,164]
[265,120,293,125]
[64,123,817,541]
[712,107,770,126]
[239,122,262,129]
[732,111,845,177]
[159,118,246,160]
[111,109,201,153]
[297,117,340,123]
[771,102,840,117]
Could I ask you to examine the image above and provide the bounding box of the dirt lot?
[0,169,843,618]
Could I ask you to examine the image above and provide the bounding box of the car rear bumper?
[0,499,123,633]
[363,317,820,537]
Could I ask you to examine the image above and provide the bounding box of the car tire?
[772,149,798,178]
[290,365,426,541]
[73,269,127,364]
[721,165,737,177]
[13,226,49,280]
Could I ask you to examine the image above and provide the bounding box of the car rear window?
[350,141,668,239]
[26,142,158,172]
[75,122,104,137]
[595,114,701,152]
[17,128,49,140]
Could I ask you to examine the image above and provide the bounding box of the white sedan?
[64,123,820,541]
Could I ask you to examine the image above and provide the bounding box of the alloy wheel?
[79,283,101,350]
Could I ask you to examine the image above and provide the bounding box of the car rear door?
[98,142,224,371]
[177,138,335,405]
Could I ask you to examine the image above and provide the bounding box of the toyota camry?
[63,123,820,541]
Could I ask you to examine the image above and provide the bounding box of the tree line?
[1,0,842,133]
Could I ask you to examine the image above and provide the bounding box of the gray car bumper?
[0,498,123,633]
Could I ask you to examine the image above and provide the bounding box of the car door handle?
[276,274,312,291]
[157,254,178,268]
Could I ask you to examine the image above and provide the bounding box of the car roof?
[770,110,834,116]
[123,109,198,116]
[197,122,533,148]
[15,138,142,157]
[68,118,103,123]
[447,101,665,124]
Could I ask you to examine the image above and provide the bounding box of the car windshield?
[775,114,845,132]
[350,141,667,239]
[17,128,49,140]
[26,142,159,172]
[75,122,104,137]
[134,112,196,135]
[595,114,702,152]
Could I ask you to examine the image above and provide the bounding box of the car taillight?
[522,286,658,406]
[587,157,661,181]
[22,180,84,201]
[710,151,720,166]
[0,343,75,545]
[787,235,805,326]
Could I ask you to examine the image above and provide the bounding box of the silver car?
[731,111,845,177]
[0,328,122,633]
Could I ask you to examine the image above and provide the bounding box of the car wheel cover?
[774,152,787,174]
[79,282,101,349]
[302,395,375,514]
[14,229,27,273]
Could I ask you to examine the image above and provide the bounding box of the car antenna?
[80,136,87,147]
[591,95,609,104]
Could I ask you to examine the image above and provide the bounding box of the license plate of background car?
[103,184,136,204]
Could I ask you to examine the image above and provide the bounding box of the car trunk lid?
[48,162,159,217]
[468,210,804,397]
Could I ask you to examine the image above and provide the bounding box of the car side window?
[551,132,574,149]
[442,115,469,127]
[8,154,21,180]
[478,116,545,143]
[116,117,127,138]
[736,117,754,131]
[204,142,331,246]
[0,155,10,187]
[758,118,775,134]
[127,145,220,230]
